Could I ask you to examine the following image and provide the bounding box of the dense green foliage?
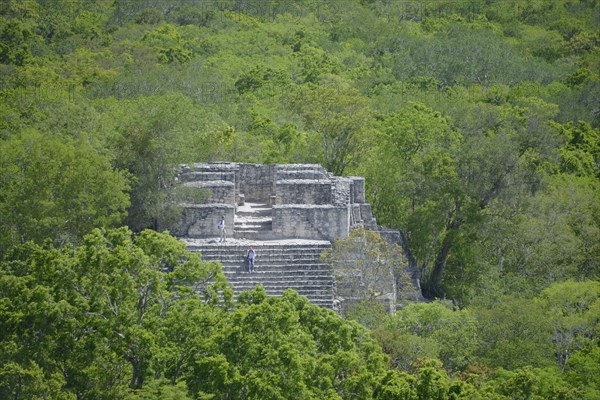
[1,0,599,398]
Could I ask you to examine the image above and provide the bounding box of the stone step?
[184,241,332,249]
[224,275,334,283]
[231,295,335,309]
[195,252,329,259]
[180,171,235,182]
[206,260,328,268]
[231,287,333,297]
[230,281,333,289]
[198,252,326,259]
[206,259,327,267]
[221,265,331,273]
[187,246,331,255]
[191,245,331,252]
[230,290,333,298]
[226,281,334,289]
[224,290,334,308]
[236,203,271,213]
[199,251,326,258]
[234,221,273,230]
[222,267,332,274]
[184,239,334,308]
[195,248,328,256]
[236,209,272,217]
[229,289,333,299]
[233,283,333,299]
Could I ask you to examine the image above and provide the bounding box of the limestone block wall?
[275,180,332,205]
[351,177,365,203]
[351,204,362,225]
[275,164,328,180]
[179,171,236,183]
[188,163,238,183]
[360,204,376,227]
[331,178,352,206]
[172,204,234,238]
[377,229,423,301]
[237,163,275,203]
[183,181,235,204]
[172,162,378,241]
[272,205,350,241]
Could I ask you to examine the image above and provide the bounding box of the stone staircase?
[234,202,272,240]
[184,240,335,309]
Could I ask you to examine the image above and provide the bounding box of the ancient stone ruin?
[173,162,420,311]
[171,162,377,241]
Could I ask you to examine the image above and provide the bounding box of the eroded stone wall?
[171,204,234,239]
[275,180,332,205]
[172,162,377,241]
[183,181,235,204]
[237,164,275,203]
[272,205,350,241]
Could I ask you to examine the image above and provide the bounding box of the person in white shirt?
[218,216,226,242]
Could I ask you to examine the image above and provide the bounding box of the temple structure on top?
[170,162,377,241]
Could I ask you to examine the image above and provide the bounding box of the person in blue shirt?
[247,246,256,272]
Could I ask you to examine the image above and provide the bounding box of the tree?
[474,297,554,370]
[361,102,462,298]
[565,346,600,399]
[142,24,193,64]
[0,18,39,66]
[0,129,130,252]
[362,95,569,300]
[0,227,231,399]
[488,367,582,400]
[187,287,389,400]
[287,84,374,175]
[104,94,211,232]
[535,280,600,371]
[553,120,600,178]
[322,228,416,314]
[476,174,600,299]
[374,302,478,372]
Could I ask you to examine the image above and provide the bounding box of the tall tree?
[0,129,130,253]
[287,84,374,175]
[361,102,462,298]
[0,228,231,399]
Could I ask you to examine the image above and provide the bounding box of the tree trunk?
[426,220,460,299]
[395,228,424,300]
[395,228,417,277]
[127,355,144,388]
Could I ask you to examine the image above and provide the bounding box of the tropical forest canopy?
[0,0,599,398]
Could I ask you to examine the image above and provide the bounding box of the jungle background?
[1,0,599,398]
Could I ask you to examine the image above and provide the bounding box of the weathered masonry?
[171,162,377,242]
[173,162,422,311]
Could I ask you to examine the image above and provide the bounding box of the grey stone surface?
[238,163,275,203]
[171,162,375,241]
[172,204,234,238]
[272,205,349,242]
[275,180,332,205]
[183,180,235,204]
[171,163,422,309]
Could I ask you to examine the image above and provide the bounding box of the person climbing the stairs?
[247,246,256,272]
